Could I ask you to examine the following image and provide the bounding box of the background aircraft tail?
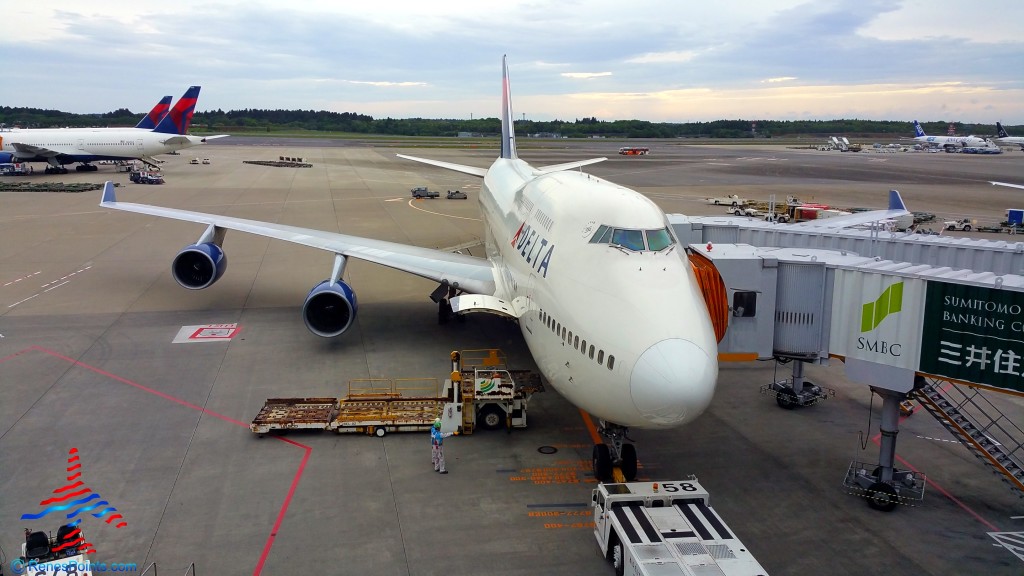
[153,86,201,135]
[913,120,927,138]
[997,122,1010,138]
[135,96,172,130]
[500,56,517,160]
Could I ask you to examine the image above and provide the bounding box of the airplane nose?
[630,338,717,427]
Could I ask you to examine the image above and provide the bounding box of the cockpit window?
[589,225,675,252]
[611,229,645,251]
[645,228,673,251]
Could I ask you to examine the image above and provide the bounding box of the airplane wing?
[786,190,910,230]
[98,182,497,294]
[396,154,488,177]
[10,142,60,158]
[992,181,1024,191]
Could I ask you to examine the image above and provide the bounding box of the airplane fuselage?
[0,128,204,164]
[479,159,719,429]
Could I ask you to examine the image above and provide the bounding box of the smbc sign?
[921,282,1024,393]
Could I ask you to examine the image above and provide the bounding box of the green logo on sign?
[861,282,903,332]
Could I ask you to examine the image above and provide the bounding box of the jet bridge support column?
[875,387,902,485]
[843,386,926,512]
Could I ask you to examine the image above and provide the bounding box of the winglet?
[153,86,201,135]
[888,190,906,211]
[500,55,517,160]
[100,181,117,205]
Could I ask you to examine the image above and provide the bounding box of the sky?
[3,0,1023,124]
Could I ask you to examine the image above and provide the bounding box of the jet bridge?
[687,240,1024,511]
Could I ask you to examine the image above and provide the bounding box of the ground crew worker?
[431,418,458,474]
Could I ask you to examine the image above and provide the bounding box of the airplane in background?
[912,120,989,150]
[134,95,173,130]
[97,57,722,481]
[0,86,226,173]
[996,122,1024,151]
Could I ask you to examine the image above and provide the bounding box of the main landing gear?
[592,421,638,482]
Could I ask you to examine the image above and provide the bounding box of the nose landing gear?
[592,421,638,481]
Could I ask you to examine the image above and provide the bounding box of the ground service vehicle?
[705,194,747,207]
[410,186,439,198]
[446,190,468,199]
[618,147,650,156]
[593,479,768,576]
[250,350,542,436]
[190,158,199,165]
[727,206,762,217]
[944,218,975,231]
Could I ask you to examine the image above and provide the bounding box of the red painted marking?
[253,437,311,576]
[105,513,124,525]
[54,480,85,493]
[67,463,81,472]
[67,472,81,481]
[68,455,80,463]
[40,487,91,505]
[7,346,311,575]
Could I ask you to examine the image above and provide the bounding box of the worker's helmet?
[433,418,441,429]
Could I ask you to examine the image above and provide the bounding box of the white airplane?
[996,122,1024,151]
[97,57,720,480]
[912,120,988,150]
[0,86,225,173]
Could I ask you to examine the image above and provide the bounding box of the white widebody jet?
[97,57,720,480]
[912,120,988,150]
[0,86,224,173]
[996,122,1024,151]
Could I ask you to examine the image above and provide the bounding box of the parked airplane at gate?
[0,87,225,173]
[96,57,720,481]
[996,122,1024,151]
[912,120,988,150]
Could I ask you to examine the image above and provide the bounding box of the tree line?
[0,106,1017,139]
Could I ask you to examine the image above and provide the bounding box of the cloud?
[561,72,613,80]
[346,81,429,88]
[762,77,798,84]
[625,51,699,64]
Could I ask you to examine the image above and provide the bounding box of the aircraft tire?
[620,444,638,481]
[593,444,613,481]
[866,482,898,512]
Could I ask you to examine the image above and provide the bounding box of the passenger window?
[598,350,604,364]
[581,339,586,353]
[568,330,573,343]
[608,356,615,370]
[589,345,595,359]
[562,327,567,341]
[574,335,579,349]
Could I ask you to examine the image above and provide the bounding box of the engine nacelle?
[171,243,227,290]
[0,153,15,163]
[302,279,358,338]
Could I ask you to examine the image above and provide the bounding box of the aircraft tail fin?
[500,55,517,160]
[135,96,172,130]
[153,86,201,135]
[913,120,927,138]
[997,122,1010,138]
[888,189,906,211]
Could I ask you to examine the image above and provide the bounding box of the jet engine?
[0,153,16,163]
[302,280,358,337]
[171,243,227,290]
